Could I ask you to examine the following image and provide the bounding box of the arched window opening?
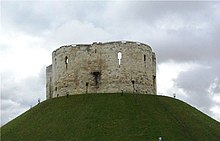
[118,51,122,66]
[65,56,68,64]
[65,56,68,69]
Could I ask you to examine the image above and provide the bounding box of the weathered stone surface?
[46,41,156,99]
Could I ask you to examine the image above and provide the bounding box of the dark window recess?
[92,72,101,86]
[86,82,89,86]
[144,55,146,61]
[86,82,89,93]
[131,80,135,93]
[55,87,57,91]
[153,75,156,88]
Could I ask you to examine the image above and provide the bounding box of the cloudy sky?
[1,1,220,126]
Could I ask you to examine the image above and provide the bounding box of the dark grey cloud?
[1,1,108,34]
[97,1,220,64]
[1,67,46,125]
[174,62,220,116]
[104,1,213,22]
[101,2,220,63]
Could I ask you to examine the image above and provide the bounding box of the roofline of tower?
[52,40,152,55]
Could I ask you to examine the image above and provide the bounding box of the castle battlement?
[46,41,156,99]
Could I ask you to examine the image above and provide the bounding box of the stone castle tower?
[46,41,156,99]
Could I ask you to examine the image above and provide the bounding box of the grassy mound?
[1,94,220,141]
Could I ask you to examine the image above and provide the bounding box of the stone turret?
[46,41,156,99]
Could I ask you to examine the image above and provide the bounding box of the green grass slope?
[1,94,220,141]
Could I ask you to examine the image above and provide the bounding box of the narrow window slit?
[118,51,122,67]
[86,82,89,93]
[65,56,68,69]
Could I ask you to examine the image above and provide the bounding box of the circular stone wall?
[46,41,156,98]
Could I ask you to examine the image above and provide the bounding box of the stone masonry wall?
[46,41,156,99]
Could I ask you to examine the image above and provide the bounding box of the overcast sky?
[1,1,220,126]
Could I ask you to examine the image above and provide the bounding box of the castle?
[46,41,156,99]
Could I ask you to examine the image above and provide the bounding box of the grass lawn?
[1,93,220,141]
